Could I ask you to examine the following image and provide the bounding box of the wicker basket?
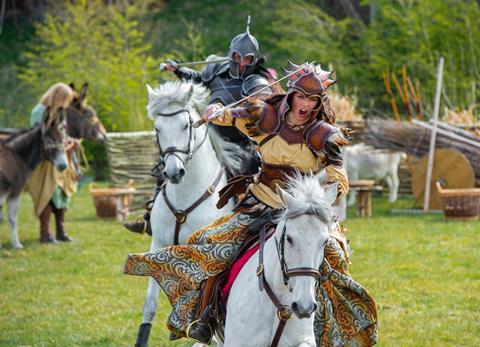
[89,180,136,221]
[435,182,480,221]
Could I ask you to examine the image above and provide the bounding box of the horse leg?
[135,277,160,347]
[385,172,399,203]
[347,173,358,207]
[7,195,23,249]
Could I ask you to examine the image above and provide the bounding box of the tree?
[19,0,158,131]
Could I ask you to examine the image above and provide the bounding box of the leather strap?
[256,225,293,347]
[162,166,225,245]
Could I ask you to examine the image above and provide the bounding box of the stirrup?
[186,319,213,344]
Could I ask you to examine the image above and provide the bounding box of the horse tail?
[208,128,252,176]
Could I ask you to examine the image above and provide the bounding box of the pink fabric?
[221,244,260,302]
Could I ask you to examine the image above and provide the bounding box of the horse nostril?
[163,171,168,178]
[312,303,318,313]
[178,168,185,177]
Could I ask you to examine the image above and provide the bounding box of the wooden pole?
[423,57,444,211]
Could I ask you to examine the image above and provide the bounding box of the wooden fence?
[105,131,159,210]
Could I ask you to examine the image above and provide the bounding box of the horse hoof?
[12,243,24,249]
[135,322,152,347]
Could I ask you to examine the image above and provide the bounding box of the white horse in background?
[134,81,248,347]
[345,143,404,206]
[222,175,337,347]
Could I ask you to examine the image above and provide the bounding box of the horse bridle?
[155,108,209,166]
[256,217,331,347]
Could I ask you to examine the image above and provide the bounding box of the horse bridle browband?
[256,220,330,347]
[155,108,209,166]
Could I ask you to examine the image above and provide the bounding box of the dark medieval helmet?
[228,16,260,79]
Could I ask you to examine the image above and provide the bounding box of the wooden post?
[423,57,444,211]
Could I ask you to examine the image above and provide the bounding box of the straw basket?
[89,180,136,221]
[435,182,480,221]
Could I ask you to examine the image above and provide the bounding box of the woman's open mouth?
[299,108,309,117]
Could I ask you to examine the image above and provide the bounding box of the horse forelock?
[279,173,333,225]
[147,81,209,119]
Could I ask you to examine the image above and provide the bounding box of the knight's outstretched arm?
[174,67,203,83]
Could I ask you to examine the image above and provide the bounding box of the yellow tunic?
[211,110,349,208]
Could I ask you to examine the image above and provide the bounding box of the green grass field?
[1,188,479,347]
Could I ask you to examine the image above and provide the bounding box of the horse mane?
[208,129,251,175]
[1,128,32,146]
[276,172,333,224]
[146,81,209,119]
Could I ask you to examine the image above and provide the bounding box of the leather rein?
[256,220,329,347]
[155,107,224,245]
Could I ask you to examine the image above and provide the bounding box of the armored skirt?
[124,193,377,346]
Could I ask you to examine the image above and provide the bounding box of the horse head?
[146,81,209,184]
[276,174,338,319]
[41,107,68,171]
[67,83,106,141]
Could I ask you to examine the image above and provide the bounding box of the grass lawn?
[1,187,479,346]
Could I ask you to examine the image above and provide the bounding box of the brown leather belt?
[258,162,297,190]
[216,163,299,209]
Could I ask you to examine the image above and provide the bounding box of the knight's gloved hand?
[324,140,343,167]
[161,59,179,72]
[201,103,223,122]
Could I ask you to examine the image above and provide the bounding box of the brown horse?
[0,109,67,249]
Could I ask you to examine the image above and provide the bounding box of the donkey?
[0,109,67,249]
[67,83,106,141]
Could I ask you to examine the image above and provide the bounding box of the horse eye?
[183,124,188,130]
[286,235,293,244]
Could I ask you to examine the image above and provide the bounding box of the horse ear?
[80,83,89,101]
[146,84,155,99]
[185,84,194,104]
[324,183,338,205]
[69,83,76,91]
[315,169,328,185]
[277,185,294,209]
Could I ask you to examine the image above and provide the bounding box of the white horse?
[222,175,337,347]
[135,81,248,347]
[345,143,403,206]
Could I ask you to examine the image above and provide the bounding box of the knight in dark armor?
[123,18,276,235]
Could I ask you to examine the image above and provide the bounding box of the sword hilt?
[192,118,206,128]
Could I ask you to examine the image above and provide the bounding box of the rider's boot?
[39,203,58,244]
[187,275,219,344]
[187,305,214,344]
[123,209,152,236]
[53,207,74,242]
[123,176,164,236]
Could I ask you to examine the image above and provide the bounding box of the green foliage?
[1,192,479,346]
[0,23,36,128]
[19,0,159,131]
